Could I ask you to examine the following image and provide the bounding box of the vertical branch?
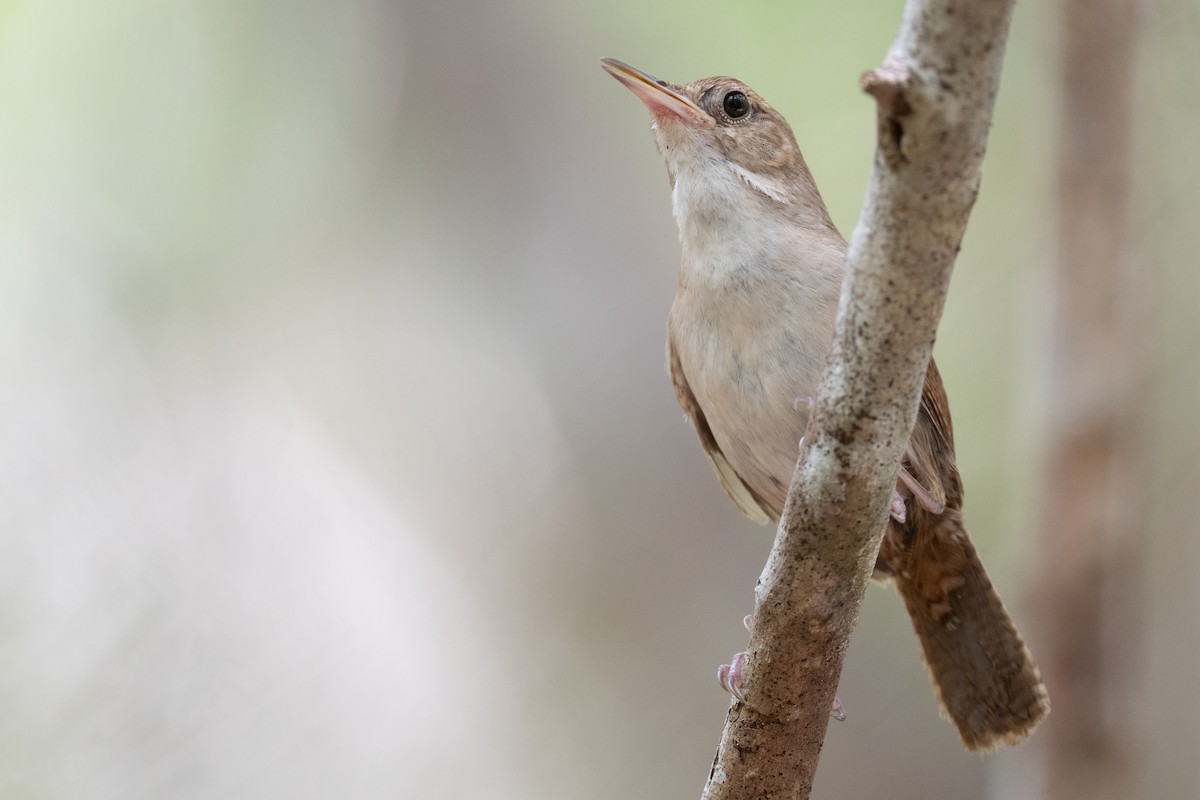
[699,1,1016,798]
[1035,1,1142,798]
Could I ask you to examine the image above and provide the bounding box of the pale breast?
[670,285,831,514]
[667,159,846,514]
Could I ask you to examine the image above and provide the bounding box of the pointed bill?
[600,58,713,126]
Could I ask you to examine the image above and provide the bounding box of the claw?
[831,694,846,721]
[718,651,748,700]
[890,490,907,523]
[792,395,816,413]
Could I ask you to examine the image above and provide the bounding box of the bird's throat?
[672,163,798,288]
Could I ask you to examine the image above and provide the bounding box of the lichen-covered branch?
[699,1,1017,797]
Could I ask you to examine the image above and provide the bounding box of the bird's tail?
[880,507,1050,750]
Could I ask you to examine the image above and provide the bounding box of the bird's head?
[601,57,811,206]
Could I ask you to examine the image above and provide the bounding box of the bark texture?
[699,1,1017,797]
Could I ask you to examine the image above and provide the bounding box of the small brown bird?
[602,57,1049,751]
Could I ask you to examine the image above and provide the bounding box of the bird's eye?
[722,91,750,119]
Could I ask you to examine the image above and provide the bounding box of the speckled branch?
[699,1,1016,798]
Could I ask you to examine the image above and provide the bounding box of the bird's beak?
[601,58,713,126]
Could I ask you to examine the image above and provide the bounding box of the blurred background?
[0,0,1196,798]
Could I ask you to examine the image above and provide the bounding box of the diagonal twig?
[699,1,1017,797]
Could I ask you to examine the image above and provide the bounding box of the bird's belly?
[704,387,806,516]
[678,324,818,515]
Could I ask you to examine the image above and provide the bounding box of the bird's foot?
[717,651,749,700]
[717,614,846,720]
[890,489,907,523]
[830,695,847,721]
[792,395,816,413]
[717,614,755,699]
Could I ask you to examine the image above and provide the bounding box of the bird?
[601,57,1049,751]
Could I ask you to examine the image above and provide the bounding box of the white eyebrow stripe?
[731,164,792,205]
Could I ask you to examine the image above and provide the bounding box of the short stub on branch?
[861,61,916,166]
[861,60,913,116]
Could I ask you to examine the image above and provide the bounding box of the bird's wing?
[668,336,775,525]
[903,358,962,513]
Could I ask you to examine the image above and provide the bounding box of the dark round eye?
[722,91,750,119]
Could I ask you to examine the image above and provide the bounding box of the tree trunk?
[1034,1,1142,798]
